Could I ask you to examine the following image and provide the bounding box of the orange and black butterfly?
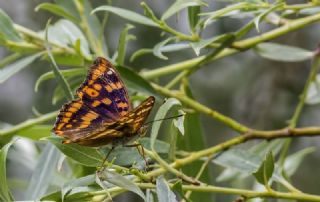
[52,57,155,149]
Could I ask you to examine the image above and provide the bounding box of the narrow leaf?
[92,6,159,27]
[62,174,95,200]
[116,24,135,66]
[35,3,78,23]
[150,98,181,150]
[156,176,177,202]
[161,0,206,20]
[255,43,314,62]
[0,141,14,202]
[45,20,74,101]
[253,151,274,186]
[34,68,85,92]
[173,110,185,135]
[45,136,102,167]
[153,37,175,60]
[284,147,315,177]
[98,170,146,201]
[116,65,157,97]
[0,9,22,42]
[188,6,201,31]
[130,48,153,62]
[0,53,42,83]
[16,125,51,140]
[25,144,61,200]
[306,74,320,105]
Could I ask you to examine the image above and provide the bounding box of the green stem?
[290,55,320,127]
[0,111,58,137]
[152,83,249,133]
[74,0,104,56]
[91,182,320,202]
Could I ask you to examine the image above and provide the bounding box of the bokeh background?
[1,0,320,200]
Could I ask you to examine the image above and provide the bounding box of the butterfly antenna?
[144,113,185,126]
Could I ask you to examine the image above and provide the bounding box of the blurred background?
[1,0,320,200]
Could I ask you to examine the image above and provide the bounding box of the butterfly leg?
[98,146,115,172]
[125,143,148,169]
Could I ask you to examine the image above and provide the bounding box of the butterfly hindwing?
[76,57,131,120]
[53,99,106,140]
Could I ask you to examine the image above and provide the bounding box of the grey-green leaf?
[254,43,314,62]
[284,147,315,177]
[150,98,181,150]
[306,74,320,105]
[161,0,206,20]
[0,141,14,202]
[98,170,146,201]
[116,24,135,66]
[45,136,102,167]
[156,176,177,202]
[35,3,78,23]
[25,144,61,200]
[92,6,159,27]
[0,53,43,83]
[34,68,85,92]
[0,9,22,42]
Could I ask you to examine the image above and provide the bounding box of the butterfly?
[52,57,155,150]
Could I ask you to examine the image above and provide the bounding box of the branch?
[141,11,320,79]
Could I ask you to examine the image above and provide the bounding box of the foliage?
[1,0,320,201]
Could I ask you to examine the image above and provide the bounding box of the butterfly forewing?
[76,57,132,119]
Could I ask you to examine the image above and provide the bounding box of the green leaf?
[62,174,95,201]
[16,125,51,140]
[103,137,169,166]
[0,141,14,202]
[46,19,91,59]
[150,98,181,150]
[190,34,231,56]
[188,6,201,31]
[0,52,43,83]
[92,6,159,27]
[200,2,248,28]
[153,37,175,60]
[254,3,283,33]
[161,0,206,20]
[156,176,177,202]
[45,136,102,167]
[35,68,85,92]
[116,24,135,66]
[35,3,78,23]
[81,0,108,56]
[173,110,185,135]
[254,43,314,62]
[284,147,315,177]
[25,144,61,200]
[0,9,22,42]
[177,85,211,201]
[116,65,157,97]
[98,170,146,201]
[306,74,320,105]
[146,189,154,202]
[253,151,275,186]
[130,48,153,62]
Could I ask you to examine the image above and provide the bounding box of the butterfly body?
[53,57,155,147]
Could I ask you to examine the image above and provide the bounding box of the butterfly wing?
[53,99,108,141]
[76,57,132,120]
[75,96,155,146]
